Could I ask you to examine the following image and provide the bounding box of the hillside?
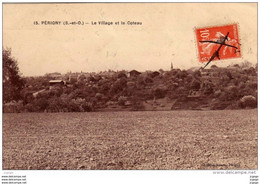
[3,64,258,113]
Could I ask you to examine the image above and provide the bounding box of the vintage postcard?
[2,2,258,183]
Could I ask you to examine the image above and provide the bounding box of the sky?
[3,3,257,76]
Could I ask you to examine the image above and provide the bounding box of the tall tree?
[3,48,24,103]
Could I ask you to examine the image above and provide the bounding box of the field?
[3,110,257,170]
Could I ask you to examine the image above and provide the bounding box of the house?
[49,80,65,88]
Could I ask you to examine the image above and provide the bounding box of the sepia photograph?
[2,2,257,176]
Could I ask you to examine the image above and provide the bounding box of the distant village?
[3,61,258,113]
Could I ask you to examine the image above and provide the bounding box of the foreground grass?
[3,110,257,170]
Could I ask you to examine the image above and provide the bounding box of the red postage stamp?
[195,24,241,62]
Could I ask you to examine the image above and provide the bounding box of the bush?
[95,93,104,101]
[67,98,94,112]
[117,72,127,79]
[131,100,145,111]
[3,101,23,113]
[239,95,257,108]
[47,96,62,112]
[109,78,127,96]
[190,79,201,90]
[153,87,167,99]
[130,95,145,111]
[118,96,127,106]
[33,98,49,112]
[144,77,153,84]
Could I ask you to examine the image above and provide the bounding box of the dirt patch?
[3,110,257,170]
